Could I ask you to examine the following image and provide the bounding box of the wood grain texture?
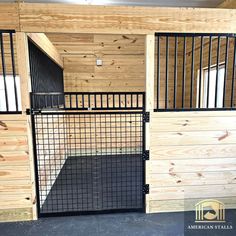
[0,3,19,31]
[0,114,33,221]
[47,33,146,93]
[19,3,236,34]
[149,111,236,213]
[28,33,63,68]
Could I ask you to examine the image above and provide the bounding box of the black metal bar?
[76,94,78,108]
[182,36,186,108]
[215,36,221,108]
[0,33,8,111]
[155,107,236,112]
[231,37,236,107]
[155,32,236,37]
[198,36,204,108]
[82,94,85,108]
[156,35,160,110]
[88,94,91,108]
[30,92,145,111]
[174,36,178,109]
[165,36,169,109]
[223,36,229,107]
[207,36,212,108]
[9,32,18,111]
[190,36,195,108]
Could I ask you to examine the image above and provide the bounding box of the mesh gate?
[31,92,146,216]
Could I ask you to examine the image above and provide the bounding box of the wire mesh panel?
[32,111,144,216]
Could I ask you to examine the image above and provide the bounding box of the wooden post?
[15,32,37,220]
[145,34,155,213]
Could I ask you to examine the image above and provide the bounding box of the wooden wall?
[0,115,33,221]
[147,111,236,212]
[46,33,145,93]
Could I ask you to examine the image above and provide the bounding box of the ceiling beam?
[28,33,63,68]
[218,0,236,8]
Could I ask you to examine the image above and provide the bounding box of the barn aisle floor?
[1,210,236,236]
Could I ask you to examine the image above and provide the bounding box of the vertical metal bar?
[88,94,91,108]
[136,94,138,108]
[0,33,8,111]
[190,36,195,108]
[94,94,97,108]
[157,35,160,110]
[107,94,109,108]
[76,94,78,108]
[198,36,204,108]
[124,93,127,108]
[165,36,169,109]
[223,36,229,107]
[207,36,212,108]
[9,32,18,111]
[131,94,133,108]
[174,36,178,109]
[100,94,103,108]
[113,94,115,108]
[82,94,85,108]
[215,36,221,108]
[69,94,72,108]
[119,94,121,108]
[231,37,236,107]
[182,36,186,108]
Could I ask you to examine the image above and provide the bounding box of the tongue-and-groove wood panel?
[148,111,236,213]
[46,33,146,93]
[0,115,33,222]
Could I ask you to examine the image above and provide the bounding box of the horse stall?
[0,2,235,222]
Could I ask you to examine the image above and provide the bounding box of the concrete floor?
[0,211,235,236]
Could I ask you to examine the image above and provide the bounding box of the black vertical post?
[0,33,8,111]
[182,36,186,108]
[190,36,195,108]
[198,36,203,108]
[215,36,221,108]
[223,37,229,108]
[157,36,160,110]
[174,36,178,109]
[9,32,18,111]
[231,37,236,107]
[165,36,169,109]
[207,36,212,108]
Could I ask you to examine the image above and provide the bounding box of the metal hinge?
[142,150,149,161]
[143,184,149,194]
[143,112,150,123]
[26,108,31,115]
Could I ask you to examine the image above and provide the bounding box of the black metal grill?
[0,30,20,114]
[155,33,236,111]
[31,92,145,111]
[31,92,146,217]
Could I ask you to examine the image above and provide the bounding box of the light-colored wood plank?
[151,130,236,146]
[151,144,236,160]
[149,158,236,174]
[150,171,236,187]
[28,33,63,68]
[150,184,236,200]
[0,3,19,31]
[149,197,236,213]
[0,208,32,222]
[19,3,236,34]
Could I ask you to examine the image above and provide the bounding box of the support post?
[16,32,37,220]
[145,34,155,213]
